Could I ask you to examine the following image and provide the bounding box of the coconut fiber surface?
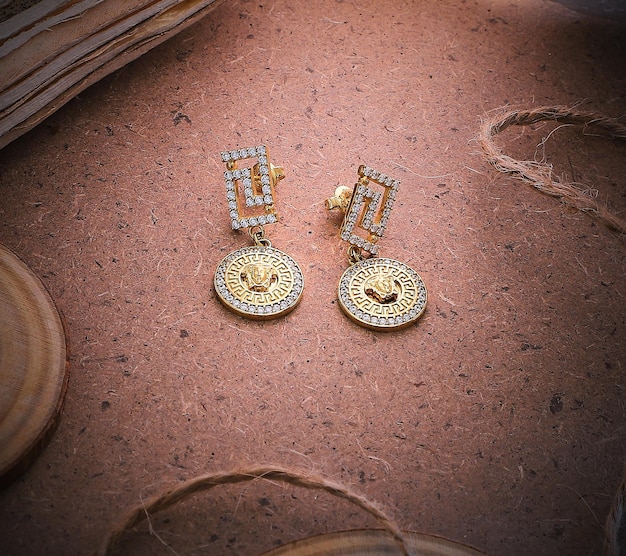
[0,0,625,555]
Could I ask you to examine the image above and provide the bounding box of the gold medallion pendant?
[214,145,304,320]
[327,165,427,331]
[338,257,427,331]
[214,245,303,320]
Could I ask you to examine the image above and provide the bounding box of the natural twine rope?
[478,105,626,235]
[98,465,413,556]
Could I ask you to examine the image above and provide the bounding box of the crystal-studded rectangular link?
[340,165,400,255]
[220,145,277,229]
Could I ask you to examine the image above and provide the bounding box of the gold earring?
[214,145,304,320]
[326,165,427,331]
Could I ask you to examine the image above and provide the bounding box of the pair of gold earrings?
[213,145,427,331]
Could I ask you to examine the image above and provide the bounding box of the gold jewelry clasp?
[253,162,285,189]
[325,185,353,212]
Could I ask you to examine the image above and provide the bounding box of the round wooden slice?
[0,243,69,486]
[262,529,484,556]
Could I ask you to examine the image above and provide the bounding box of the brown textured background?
[0,0,625,554]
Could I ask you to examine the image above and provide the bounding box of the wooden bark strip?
[0,0,224,149]
[0,242,69,486]
[1,1,183,108]
[263,529,485,556]
[0,1,106,51]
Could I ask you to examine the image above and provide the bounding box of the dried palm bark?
[0,0,224,149]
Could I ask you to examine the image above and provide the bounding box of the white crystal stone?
[221,151,231,162]
[257,145,266,154]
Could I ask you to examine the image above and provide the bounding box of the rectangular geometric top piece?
[340,165,400,256]
[220,145,278,230]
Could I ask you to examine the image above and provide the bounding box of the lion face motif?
[241,262,279,292]
[364,273,400,304]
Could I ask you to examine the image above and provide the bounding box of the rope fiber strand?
[478,105,626,235]
[97,465,413,556]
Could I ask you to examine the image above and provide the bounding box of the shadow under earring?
[214,145,304,320]
[326,165,427,331]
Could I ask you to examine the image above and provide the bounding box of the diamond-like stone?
[249,217,258,226]
[224,171,233,180]
[260,164,269,175]
[232,220,240,229]
[240,219,248,227]
[261,175,270,185]
[257,145,266,155]
[263,194,273,204]
[258,215,267,225]
[230,150,240,160]
[258,155,268,164]
[262,185,271,194]
[233,169,242,179]
[221,151,231,162]
[246,198,254,207]
[248,146,257,156]
[239,149,248,159]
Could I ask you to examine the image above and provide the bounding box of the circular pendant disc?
[338,257,427,331]
[214,246,304,320]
